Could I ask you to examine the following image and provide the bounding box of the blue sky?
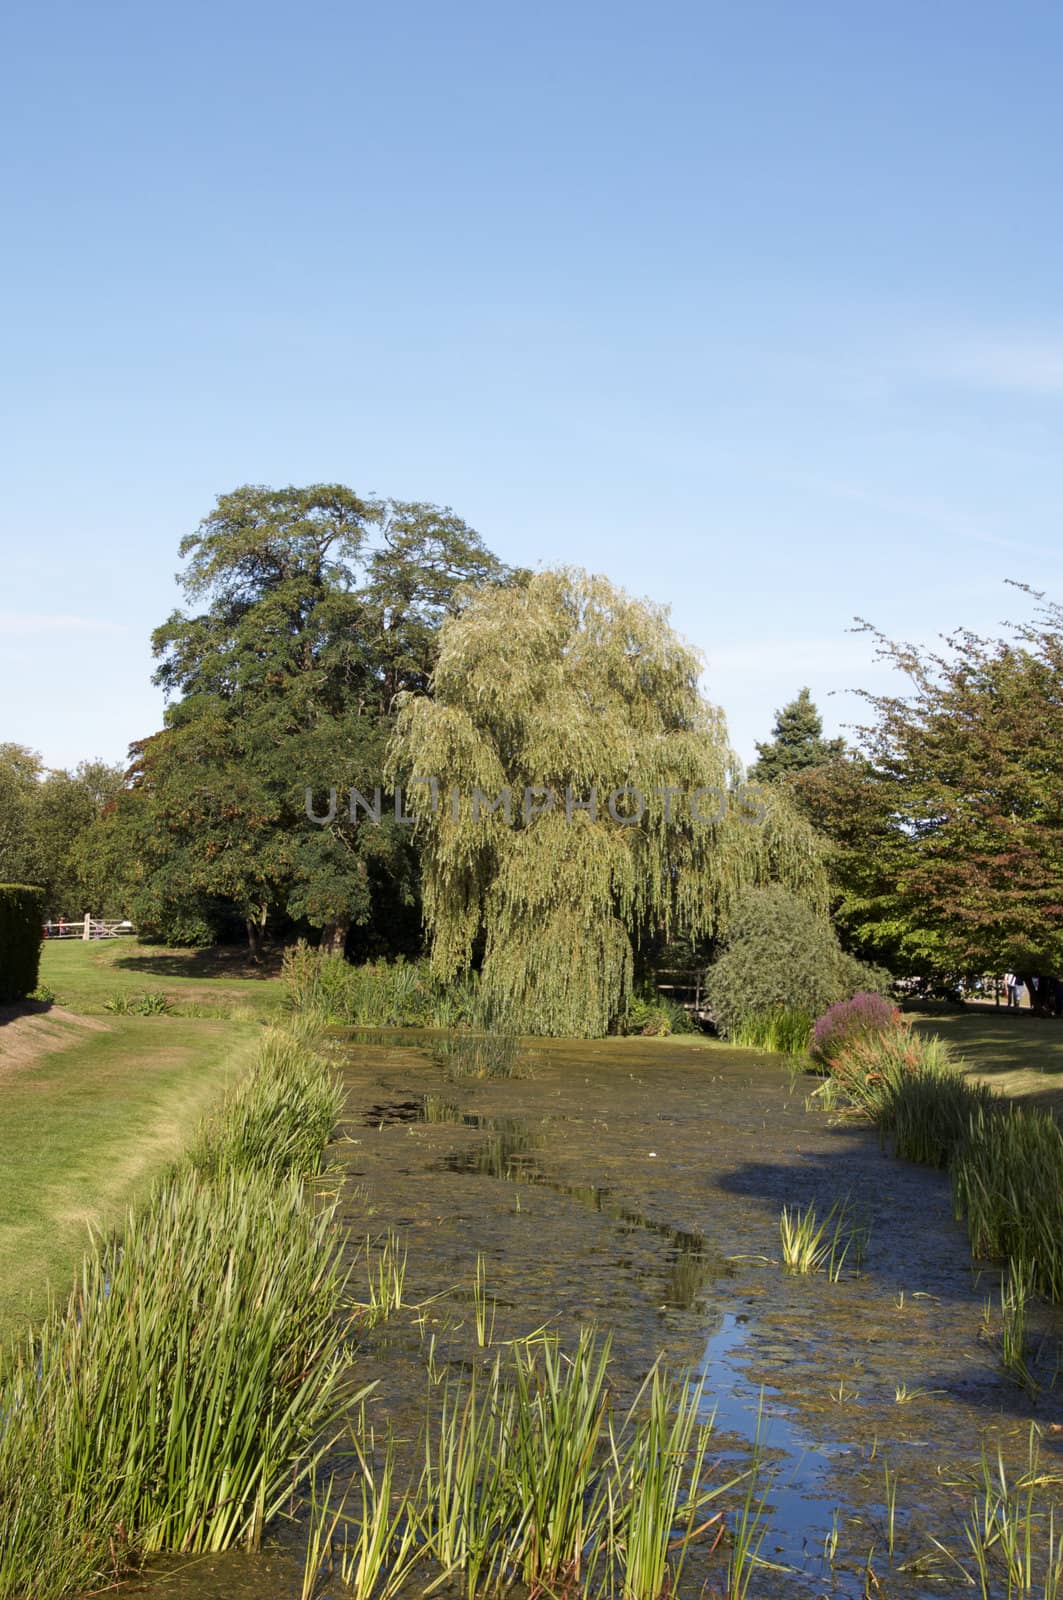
[3,0,1062,770]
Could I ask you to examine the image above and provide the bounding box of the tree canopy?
[90,482,512,953]
[389,568,826,1035]
[790,594,1063,979]
[0,745,124,917]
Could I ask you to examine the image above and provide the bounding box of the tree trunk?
[246,917,263,964]
[321,917,350,957]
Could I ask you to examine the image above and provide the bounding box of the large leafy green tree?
[91,483,510,955]
[390,568,826,1036]
[0,745,44,888]
[750,688,844,783]
[791,595,1063,979]
[0,745,124,915]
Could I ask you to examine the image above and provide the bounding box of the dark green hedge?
[0,884,45,1003]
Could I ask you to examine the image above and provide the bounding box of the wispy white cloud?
[910,337,1063,396]
[785,469,1063,564]
[0,613,127,638]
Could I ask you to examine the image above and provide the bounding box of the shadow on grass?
[911,1009,1063,1117]
[0,999,55,1028]
[113,946,283,982]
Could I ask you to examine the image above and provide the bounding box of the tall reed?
[282,943,479,1028]
[604,1366,720,1600]
[825,1020,1063,1304]
[0,1173,358,1598]
[430,1029,527,1079]
[188,1025,345,1180]
[730,1007,813,1055]
[953,1105,1063,1301]
[0,1025,356,1600]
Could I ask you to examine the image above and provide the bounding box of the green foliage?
[0,746,43,889]
[0,883,45,1002]
[88,482,512,958]
[730,1006,813,1054]
[704,886,881,1042]
[618,990,696,1036]
[792,596,1063,979]
[391,568,827,1037]
[749,687,844,783]
[0,746,125,918]
[102,989,173,1015]
[430,1031,528,1079]
[282,942,478,1026]
[0,1026,357,1598]
[188,1027,345,1180]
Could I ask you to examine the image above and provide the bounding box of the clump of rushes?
[958,1427,1063,1600]
[730,1007,813,1055]
[421,1332,728,1600]
[430,1030,527,1079]
[0,1173,360,1598]
[810,991,899,1070]
[779,1199,861,1281]
[281,942,480,1028]
[821,1016,1063,1305]
[604,1364,722,1600]
[953,1105,1063,1303]
[0,1026,358,1600]
[188,1025,345,1180]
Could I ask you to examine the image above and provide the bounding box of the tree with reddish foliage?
[789,590,1063,983]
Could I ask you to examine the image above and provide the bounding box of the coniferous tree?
[750,688,844,783]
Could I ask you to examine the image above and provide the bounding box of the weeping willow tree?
[387,569,826,1036]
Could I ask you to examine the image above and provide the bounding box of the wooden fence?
[43,916,135,940]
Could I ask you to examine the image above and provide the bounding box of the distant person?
[1005,972,1020,1008]
[57,915,66,938]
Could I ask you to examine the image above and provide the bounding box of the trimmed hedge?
[0,884,46,1002]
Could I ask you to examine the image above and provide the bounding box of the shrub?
[810,991,900,1069]
[704,888,884,1043]
[0,884,45,1003]
[618,991,696,1037]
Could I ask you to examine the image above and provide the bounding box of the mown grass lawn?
[912,1005,1063,1117]
[0,941,286,1332]
[38,936,286,1019]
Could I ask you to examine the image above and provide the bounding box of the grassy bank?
[0,1015,260,1327]
[0,1026,350,1599]
[0,940,285,1328]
